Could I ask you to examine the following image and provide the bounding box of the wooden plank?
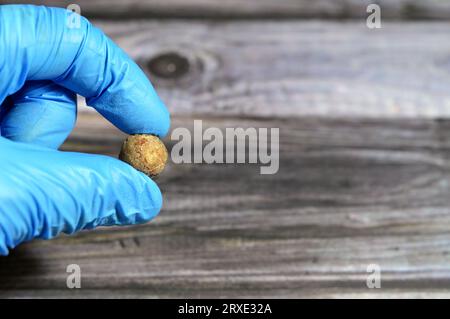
[75,20,450,119]
[1,112,450,298]
[3,0,450,20]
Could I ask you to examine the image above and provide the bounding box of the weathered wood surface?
[76,21,450,119]
[1,11,450,298]
[1,112,450,298]
[3,0,450,20]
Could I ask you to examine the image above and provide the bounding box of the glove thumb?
[0,137,163,255]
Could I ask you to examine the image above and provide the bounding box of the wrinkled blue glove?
[0,5,170,255]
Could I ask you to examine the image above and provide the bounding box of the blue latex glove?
[0,5,170,255]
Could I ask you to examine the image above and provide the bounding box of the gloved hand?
[0,5,170,255]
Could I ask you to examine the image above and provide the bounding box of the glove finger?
[0,80,77,149]
[0,138,163,255]
[0,5,170,137]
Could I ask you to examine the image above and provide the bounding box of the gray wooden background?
[1,0,450,298]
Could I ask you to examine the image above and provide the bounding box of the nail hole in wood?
[147,52,190,79]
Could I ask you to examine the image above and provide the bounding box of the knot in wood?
[147,52,190,79]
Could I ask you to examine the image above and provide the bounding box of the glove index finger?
[0,5,170,137]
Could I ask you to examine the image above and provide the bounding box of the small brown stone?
[119,134,168,177]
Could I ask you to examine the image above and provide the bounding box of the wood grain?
[4,0,450,20]
[0,6,449,298]
[71,21,450,119]
[1,112,450,298]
